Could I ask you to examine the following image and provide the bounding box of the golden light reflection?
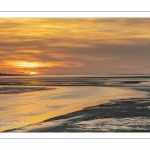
[0,86,145,132]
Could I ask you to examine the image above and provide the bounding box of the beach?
[14,87,149,132]
[0,75,150,132]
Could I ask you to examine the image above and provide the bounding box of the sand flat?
[4,86,147,132]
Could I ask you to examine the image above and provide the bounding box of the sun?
[29,71,38,75]
[29,71,37,75]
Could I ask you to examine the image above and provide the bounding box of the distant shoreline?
[0,73,29,76]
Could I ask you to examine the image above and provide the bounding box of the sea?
[0,75,150,132]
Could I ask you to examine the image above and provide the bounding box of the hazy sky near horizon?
[1,18,150,75]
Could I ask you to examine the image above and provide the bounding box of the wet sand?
[3,87,148,132]
[0,87,53,94]
[19,87,150,132]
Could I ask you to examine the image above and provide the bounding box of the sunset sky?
[1,18,150,75]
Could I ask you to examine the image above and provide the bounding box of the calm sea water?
[0,75,149,132]
[1,74,150,86]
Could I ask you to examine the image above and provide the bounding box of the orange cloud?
[5,61,85,69]
[6,61,46,68]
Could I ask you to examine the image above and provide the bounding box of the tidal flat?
[0,75,150,132]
